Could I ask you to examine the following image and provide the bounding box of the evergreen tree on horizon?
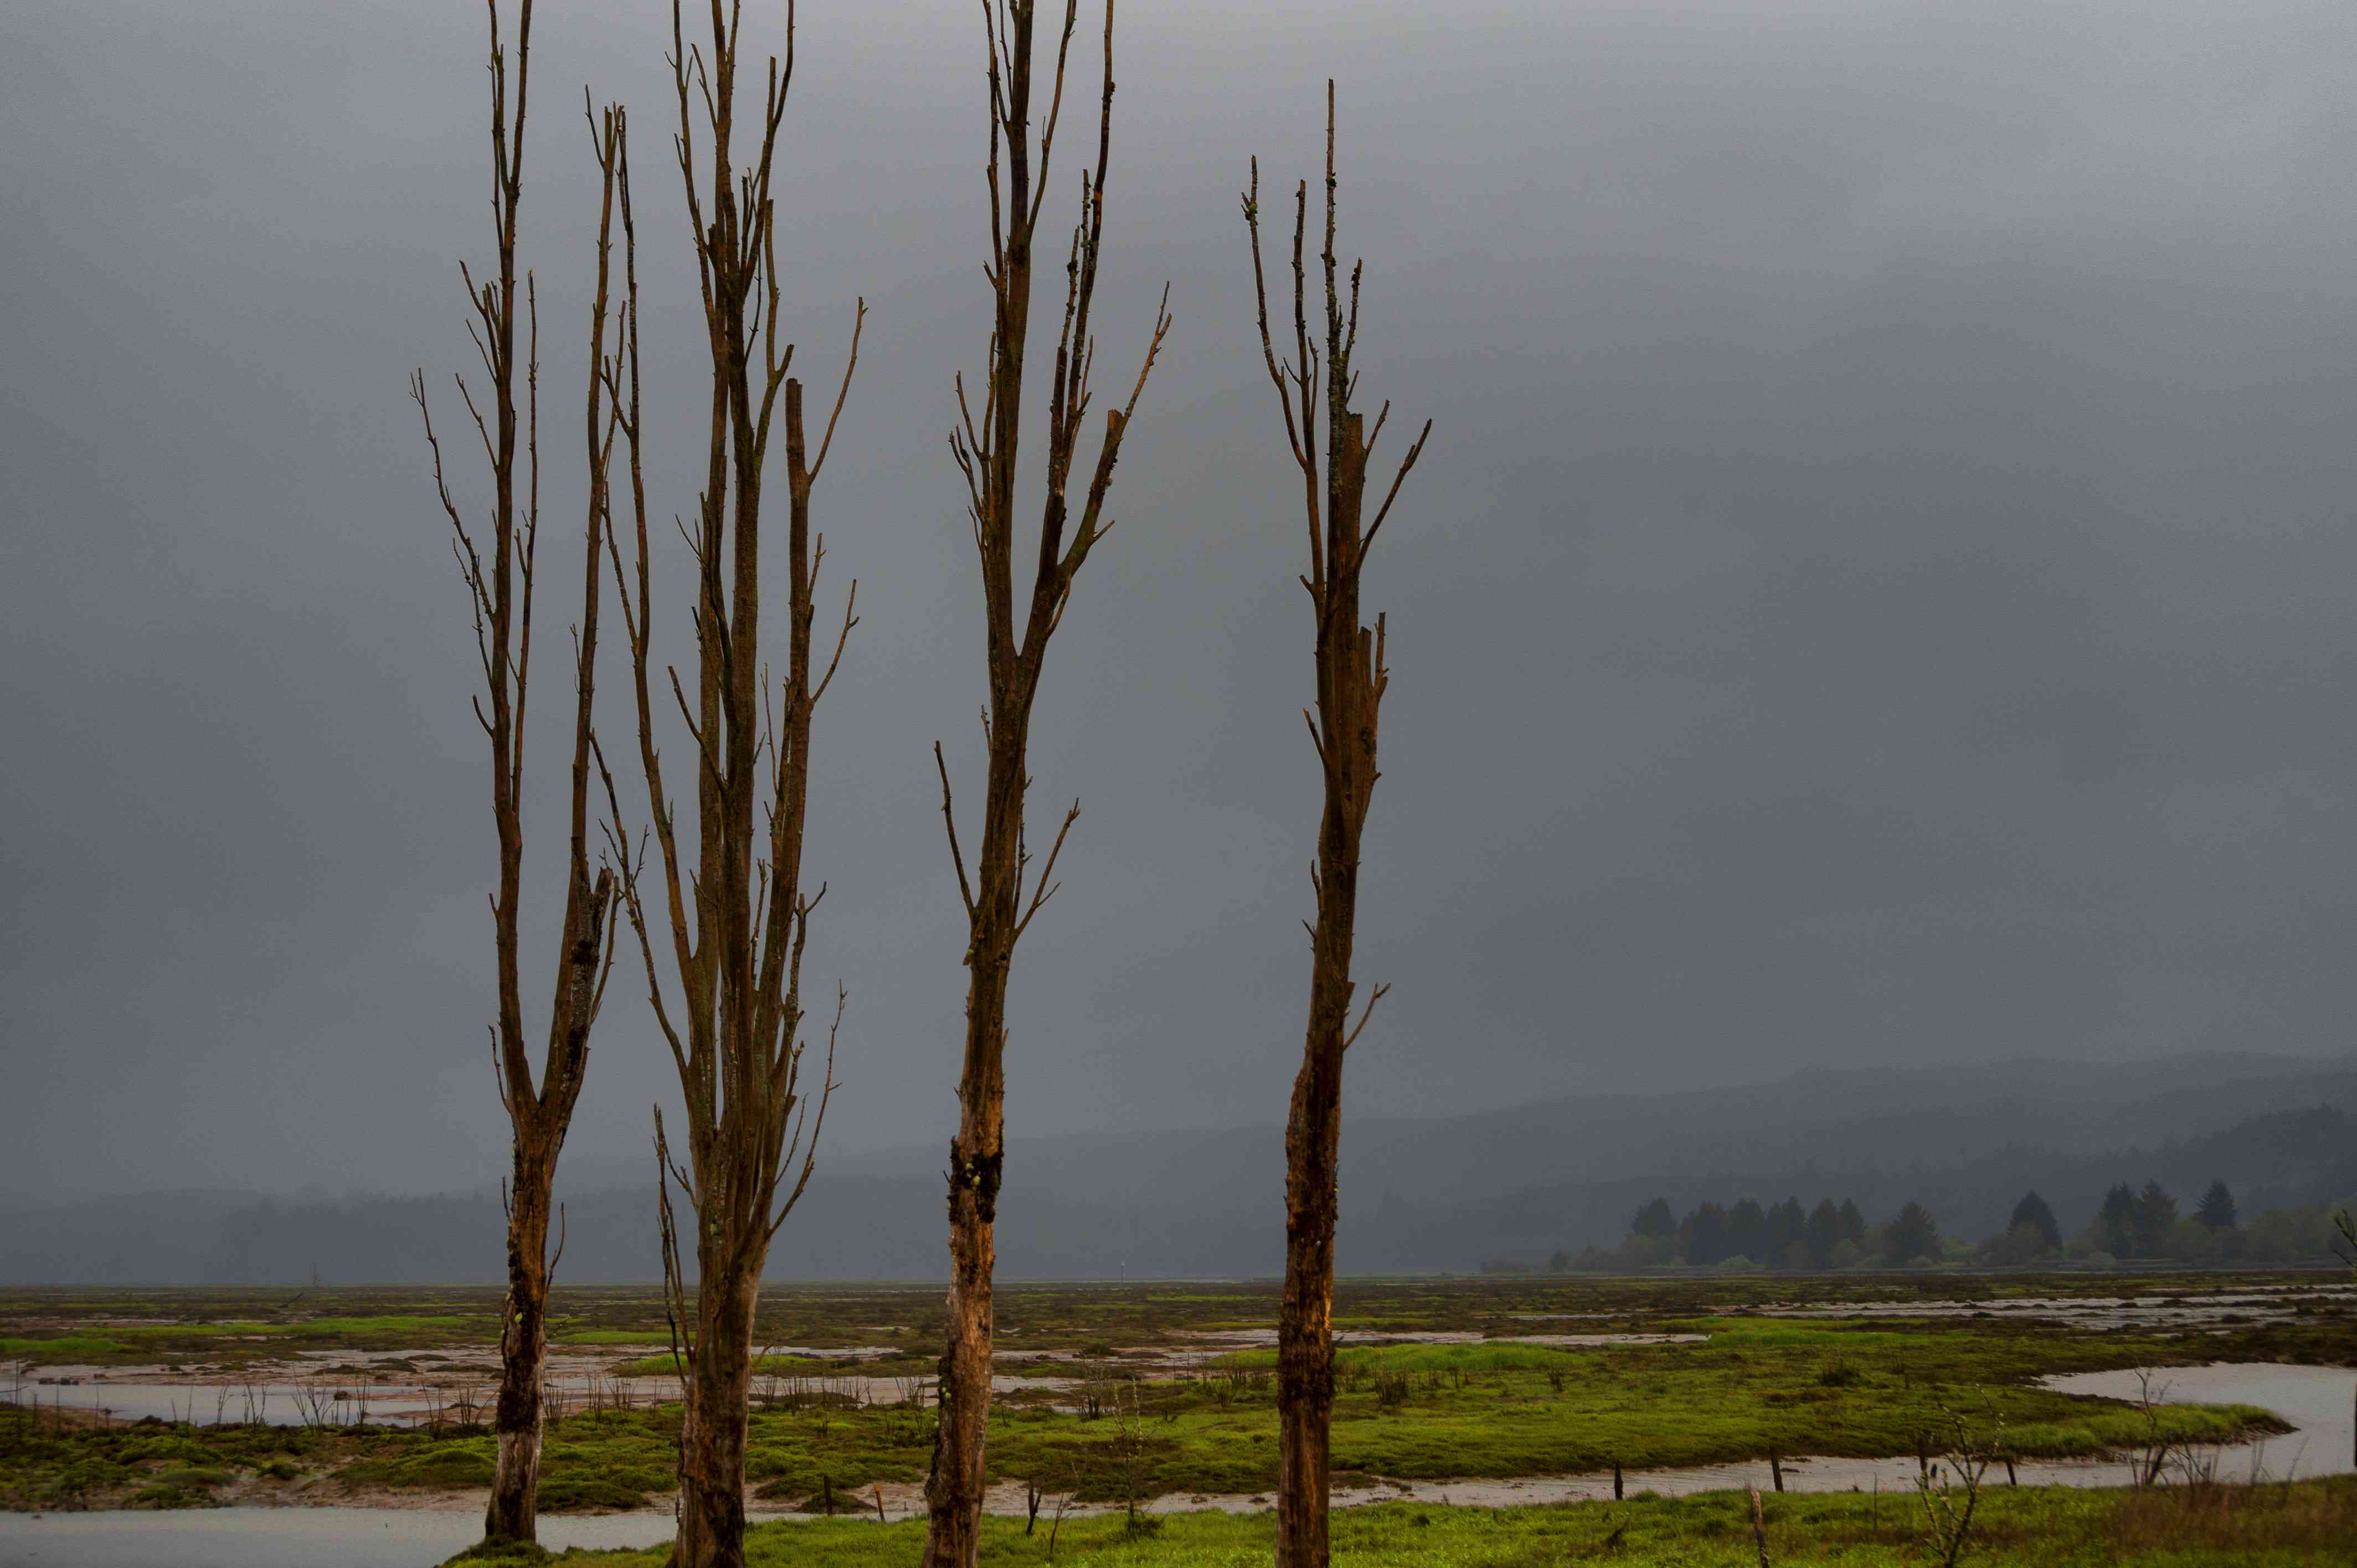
[1682,1201,1730,1266]
[2094,1182,2139,1257]
[1884,1200,1940,1265]
[2196,1178,2238,1230]
[2134,1180,2179,1256]
[1631,1197,1677,1240]
[2009,1190,2062,1254]
[1766,1196,1808,1267]
[1727,1198,1768,1265]
[1805,1197,1844,1268]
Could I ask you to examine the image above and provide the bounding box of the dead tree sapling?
[410,0,627,1545]
[923,5,1171,1565]
[1241,84,1430,1568]
[598,4,863,1564]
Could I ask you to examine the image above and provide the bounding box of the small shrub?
[350,1443,497,1489]
[47,1457,130,1505]
[126,1483,218,1510]
[152,1466,232,1489]
[439,1543,554,1566]
[1818,1357,1863,1388]
[536,1476,650,1512]
[118,1436,212,1466]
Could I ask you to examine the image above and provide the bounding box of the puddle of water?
[0,1507,680,1568]
[4,1384,443,1428]
[2,1369,1062,1431]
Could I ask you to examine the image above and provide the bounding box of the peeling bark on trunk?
[485,1157,551,1544]
[930,1064,1002,1568]
[923,8,1171,1565]
[1241,86,1429,1568]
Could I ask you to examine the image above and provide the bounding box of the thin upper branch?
[934,741,977,920]
[1013,798,1080,941]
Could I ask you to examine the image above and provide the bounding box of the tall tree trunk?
[411,6,627,1548]
[923,7,1170,1563]
[1242,85,1429,1568]
[930,723,1027,1567]
[931,1045,1000,1568]
[673,1267,758,1567]
[1277,920,1350,1567]
[601,10,867,1566]
[485,1146,552,1543]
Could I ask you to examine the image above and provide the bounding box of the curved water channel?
[2,1360,2349,1566]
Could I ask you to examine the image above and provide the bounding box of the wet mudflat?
[1756,1283,2357,1330]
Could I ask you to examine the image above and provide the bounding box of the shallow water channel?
[1333,1361,2355,1512]
[1,1361,2349,1566]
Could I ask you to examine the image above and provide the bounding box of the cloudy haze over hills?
[10,1,2357,1213]
[7,1053,2350,1282]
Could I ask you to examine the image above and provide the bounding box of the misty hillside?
[4,1052,2351,1284]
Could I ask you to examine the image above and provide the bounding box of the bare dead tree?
[596,4,862,1565]
[1913,1396,1999,1568]
[1241,83,1429,1568]
[922,5,1171,1564]
[409,0,626,1547]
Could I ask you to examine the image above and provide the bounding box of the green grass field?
[446,1483,2357,1567]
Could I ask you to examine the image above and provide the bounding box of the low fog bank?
[6,1053,2352,1285]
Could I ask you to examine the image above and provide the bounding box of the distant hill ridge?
[4,1051,2350,1283]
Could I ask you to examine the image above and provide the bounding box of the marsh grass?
[554,1331,676,1346]
[1212,1344,1579,1374]
[2109,1473,2357,1554]
[0,1333,2291,1510]
[0,1337,137,1362]
[0,1316,484,1368]
[511,1482,2357,1566]
[606,1352,838,1379]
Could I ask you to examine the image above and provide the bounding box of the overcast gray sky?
[6,0,2357,1200]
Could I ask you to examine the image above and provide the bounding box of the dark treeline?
[1555,1173,2351,1273]
[1553,1194,1937,1271]
[1986,1177,2286,1265]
